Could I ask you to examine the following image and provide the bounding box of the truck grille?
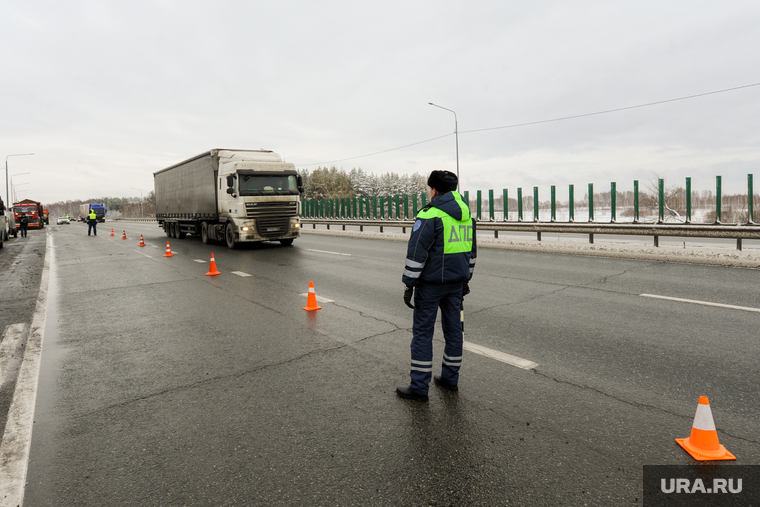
[246,202,297,238]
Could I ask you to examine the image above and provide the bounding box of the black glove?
[462,281,470,297]
[403,285,414,309]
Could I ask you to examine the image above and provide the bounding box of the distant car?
[57,216,70,225]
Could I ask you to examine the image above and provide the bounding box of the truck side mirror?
[226,188,234,195]
[297,175,304,194]
[226,175,234,188]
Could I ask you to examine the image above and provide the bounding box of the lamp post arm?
[427,103,460,191]
[5,153,34,206]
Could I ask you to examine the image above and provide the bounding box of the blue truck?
[80,203,107,223]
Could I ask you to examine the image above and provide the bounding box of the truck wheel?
[164,223,171,238]
[225,222,236,250]
[279,238,294,246]
[201,222,210,244]
[178,224,186,239]
[170,222,178,239]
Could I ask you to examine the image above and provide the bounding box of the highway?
[1,222,759,506]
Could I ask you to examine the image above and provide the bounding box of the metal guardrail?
[110,218,158,223]
[300,218,760,250]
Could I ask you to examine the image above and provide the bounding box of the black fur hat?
[427,170,458,192]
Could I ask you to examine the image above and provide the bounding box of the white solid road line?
[463,341,539,370]
[0,231,51,506]
[232,271,252,277]
[640,293,760,313]
[306,249,351,256]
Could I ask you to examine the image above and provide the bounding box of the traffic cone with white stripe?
[206,253,221,276]
[675,396,736,461]
[138,234,146,247]
[121,230,127,240]
[303,281,322,311]
[163,241,174,257]
[110,228,115,236]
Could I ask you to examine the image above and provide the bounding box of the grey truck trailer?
[154,149,303,249]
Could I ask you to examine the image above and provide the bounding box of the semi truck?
[154,149,303,249]
[80,203,107,222]
[14,199,45,230]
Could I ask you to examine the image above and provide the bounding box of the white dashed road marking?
[640,294,760,313]
[306,249,351,256]
[299,293,335,303]
[463,341,539,370]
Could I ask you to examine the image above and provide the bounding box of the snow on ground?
[301,226,760,269]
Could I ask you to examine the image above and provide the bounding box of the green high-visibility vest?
[89,211,96,220]
[417,192,474,255]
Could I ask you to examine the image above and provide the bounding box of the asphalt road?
[2,221,759,506]
[0,227,46,438]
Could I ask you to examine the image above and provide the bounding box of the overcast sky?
[2,1,760,206]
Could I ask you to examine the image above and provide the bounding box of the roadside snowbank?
[301,228,760,269]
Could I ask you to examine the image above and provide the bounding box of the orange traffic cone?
[138,234,146,247]
[163,241,174,257]
[110,228,115,236]
[303,281,322,311]
[675,396,736,461]
[121,230,127,240]
[205,253,221,276]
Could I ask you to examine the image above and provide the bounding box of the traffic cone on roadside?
[205,253,221,276]
[110,228,115,236]
[121,230,127,240]
[303,281,322,311]
[163,241,174,257]
[138,234,146,247]
[675,396,736,461]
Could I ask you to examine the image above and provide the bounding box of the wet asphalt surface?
[2,222,759,506]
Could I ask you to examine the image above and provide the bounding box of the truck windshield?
[15,206,36,213]
[238,174,299,196]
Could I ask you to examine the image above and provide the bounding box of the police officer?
[18,212,29,237]
[87,209,98,236]
[397,170,477,402]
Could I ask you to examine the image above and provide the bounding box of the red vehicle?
[13,199,45,230]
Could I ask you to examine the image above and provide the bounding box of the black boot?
[396,386,428,402]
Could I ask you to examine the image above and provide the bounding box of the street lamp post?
[132,188,143,218]
[428,103,459,191]
[10,173,30,203]
[12,182,29,203]
[5,153,34,206]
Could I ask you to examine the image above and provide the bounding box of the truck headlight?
[241,226,249,232]
[294,223,300,229]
